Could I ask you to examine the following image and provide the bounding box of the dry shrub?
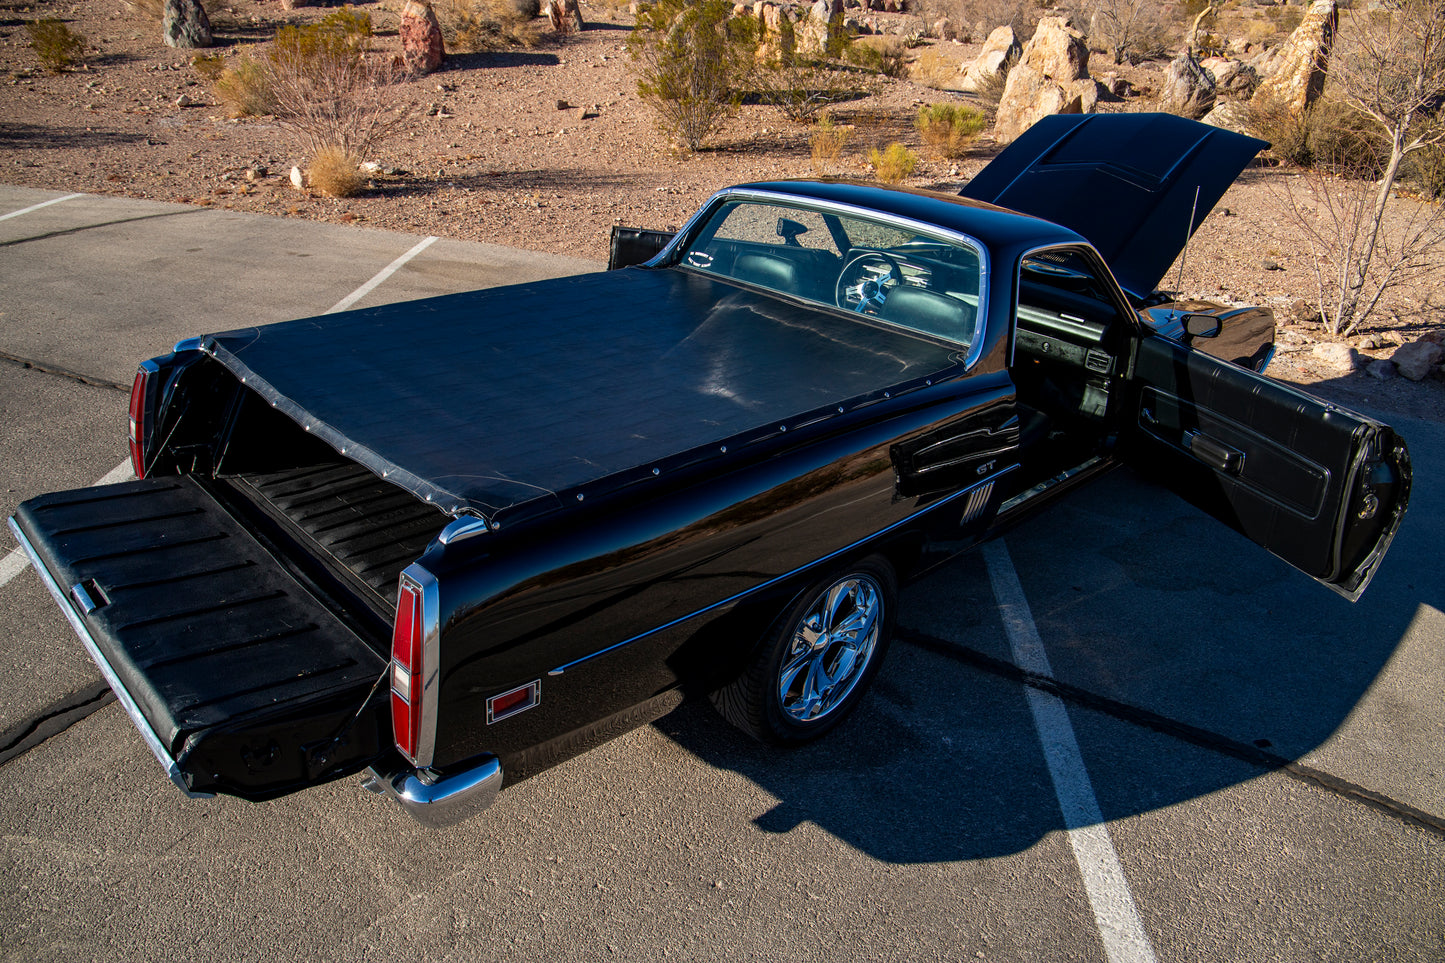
[915,102,987,158]
[868,142,918,183]
[810,114,853,172]
[26,19,85,73]
[1089,0,1176,65]
[910,47,958,90]
[972,49,1015,118]
[308,145,364,197]
[434,0,543,52]
[846,36,909,78]
[1404,144,1445,199]
[956,0,1038,36]
[268,21,405,158]
[214,51,278,118]
[1250,98,1385,175]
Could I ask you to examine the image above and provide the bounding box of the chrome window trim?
[7,516,215,799]
[546,466,1015,677]
[397,563,442,769]
[654,187,993,371]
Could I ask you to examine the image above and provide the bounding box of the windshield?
[676,197,986,350]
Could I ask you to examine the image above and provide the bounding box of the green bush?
[868,142,917,184]
[915,102,987,158]
[26,19,86,73]
[628,0,759,151]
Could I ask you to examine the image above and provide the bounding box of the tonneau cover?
[202,268,959,519]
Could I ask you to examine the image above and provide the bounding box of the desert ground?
[2,0,1442,416]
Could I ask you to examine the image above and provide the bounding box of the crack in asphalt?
[896,625,1445,838]
[0,351,129,392]
[0,681,114,769]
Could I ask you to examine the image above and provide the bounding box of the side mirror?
[776,218,809,246]
[1184,313,1222,338]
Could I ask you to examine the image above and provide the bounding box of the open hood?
[960,113,1267,301]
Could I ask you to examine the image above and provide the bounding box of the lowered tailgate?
[9,477,392,800]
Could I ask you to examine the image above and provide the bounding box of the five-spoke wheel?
[711,556,897,745]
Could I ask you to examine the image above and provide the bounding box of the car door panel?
[1127,334,1410,599]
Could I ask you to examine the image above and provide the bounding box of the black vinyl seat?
[733,252,802,296]
[880,285,976,345]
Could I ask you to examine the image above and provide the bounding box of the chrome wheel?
[777,575,883,724]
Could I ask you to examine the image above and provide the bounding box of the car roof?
[716,179,1090,255]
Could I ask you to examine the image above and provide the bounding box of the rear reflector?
[128,367,149,479]
[390,581,425,764]
[487,681,540,724]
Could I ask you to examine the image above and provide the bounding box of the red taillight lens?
[128,367,148,479]
[390,581,425,763]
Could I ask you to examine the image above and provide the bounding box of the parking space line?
[0,193,84,223]
[2,458,132,591]
[983,539,1158,963]
[325,235,439,314]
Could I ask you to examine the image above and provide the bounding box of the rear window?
[679,197,987,352]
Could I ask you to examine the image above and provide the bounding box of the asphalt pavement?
[1,186,1441,962]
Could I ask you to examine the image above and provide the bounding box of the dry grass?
[810,115,853,173]
[868,142,918,183]
[909,47,958,90]
[434,0,545,52]
[26,19,85,73]
[308,145,364,197]
[213,51,277,118]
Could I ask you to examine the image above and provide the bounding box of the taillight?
[128,366,150,479]
[390,578,426,764]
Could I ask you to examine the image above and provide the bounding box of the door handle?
[1186,431,1245,474]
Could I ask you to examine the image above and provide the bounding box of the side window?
[707,204,839,255]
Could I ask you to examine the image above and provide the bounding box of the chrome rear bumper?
[361,756,503,829]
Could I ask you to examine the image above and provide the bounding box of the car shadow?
[651,435,1439,862]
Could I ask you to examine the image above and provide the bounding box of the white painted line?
[2,458,133,592]
[0,547,27,588]
[0,192,85,223]
[95,458,135,487]
[325,235,439,314]
[983,539,1158,963]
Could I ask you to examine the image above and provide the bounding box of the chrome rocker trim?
[361,755,504,829]
[6,516,215,799]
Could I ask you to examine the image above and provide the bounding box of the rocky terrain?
[2,0,1442,417]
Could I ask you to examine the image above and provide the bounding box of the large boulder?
[1391,340,1444,381]
[1163,52,1216,119]
[162,0,212,48]
[1201,56,1259,98]
[958,25,1019,93]
[994,17,1098,143]
[1201,99,1253,134]
[797,0,843,55]
[543,0,584,31]
[400,0,445,74]
[1251,0,1336,116]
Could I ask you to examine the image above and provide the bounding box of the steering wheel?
[835,252,903,314]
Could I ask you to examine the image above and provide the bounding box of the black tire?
[711,556,897,745]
